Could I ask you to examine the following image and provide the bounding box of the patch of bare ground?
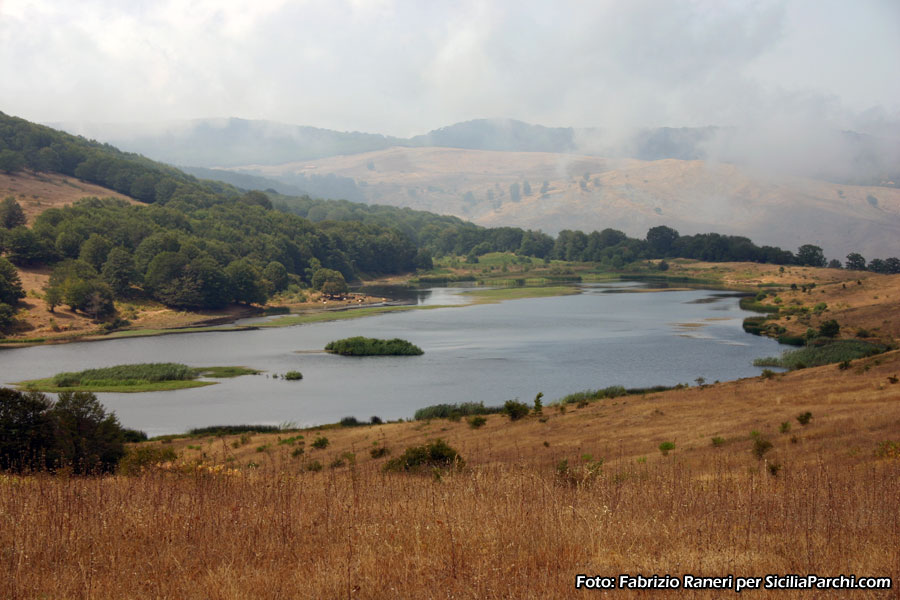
[0,170,137,224]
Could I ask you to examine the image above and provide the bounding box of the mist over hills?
[241,147,900,259]
[53,116,900,258]
[58,117,899,188]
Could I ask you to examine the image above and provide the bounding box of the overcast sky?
[2,0,898,137]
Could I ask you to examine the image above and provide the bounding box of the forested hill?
[2,111,897,335]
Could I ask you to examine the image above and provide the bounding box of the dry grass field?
[3,342,900,597]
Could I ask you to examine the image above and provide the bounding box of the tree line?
[2,111,898,334]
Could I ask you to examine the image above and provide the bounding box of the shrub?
[658,441,675,456]
[468,415,487,429]
[796,412,812,426]
[370,416,383,424]
[291,447,305,458]
[414,402,501,420]
[753,437,773,460]
[283,370,303,380]
[761,369,776,379]
[818,319,840,338]
[306,460,323,472]
[558,386,627,405]
[767,462,782,477]
[189,425,280,436]
[384,439,463,473]
[874,441,899,459]
[504,400,530,421]
[122,428,148,443]
[340,416,362,427]
[779,421,791,434]
[370,446,389,459]
[555,456,604,486]
[711,437,725,447]
[311,436,329,449]
[278,435,304,446]
[118,445,177,475]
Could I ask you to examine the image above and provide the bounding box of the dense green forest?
[0,111,898,334]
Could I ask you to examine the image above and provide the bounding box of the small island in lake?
[324,336,424,356]
[17,363,261,393]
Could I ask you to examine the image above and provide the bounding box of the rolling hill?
[230,147,900,259]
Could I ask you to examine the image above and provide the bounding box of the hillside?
[0,170,136,224]
[236,147,900,259]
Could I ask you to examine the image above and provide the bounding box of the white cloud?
[1,0,897,137]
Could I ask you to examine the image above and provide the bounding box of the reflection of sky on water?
[0,284,781,436]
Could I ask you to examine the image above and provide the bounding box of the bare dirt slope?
[245,147,900,258]
[0,170,136,224]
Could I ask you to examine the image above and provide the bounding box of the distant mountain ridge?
[57,117,899,188]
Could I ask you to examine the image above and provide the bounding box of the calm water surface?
[0,282,782,435]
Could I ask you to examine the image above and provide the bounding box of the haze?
[2,0,898,139]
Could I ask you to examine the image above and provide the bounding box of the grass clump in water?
[325,336,423,356]
[18,363,260,393]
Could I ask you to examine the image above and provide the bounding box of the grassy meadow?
[3,345,900,598]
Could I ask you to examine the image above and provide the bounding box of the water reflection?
[0,284,783,436]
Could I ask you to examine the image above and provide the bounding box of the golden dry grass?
[3,350,900,598]
[0,170,136,225]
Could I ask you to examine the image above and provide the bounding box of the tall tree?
[845,253,866,270]
[0,197,27,229]
[225,259,266,305]
[51,391,125,474]
[796,244,826,267]
[646,225,679,256]
[0,257,25,305]
[101,247,138,296]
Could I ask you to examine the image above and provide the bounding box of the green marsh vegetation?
[17,362,260,393]
[753,339,887,370]
[325,336,423,356]
[413,402,503,421]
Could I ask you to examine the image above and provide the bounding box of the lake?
[0,282,783,436]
